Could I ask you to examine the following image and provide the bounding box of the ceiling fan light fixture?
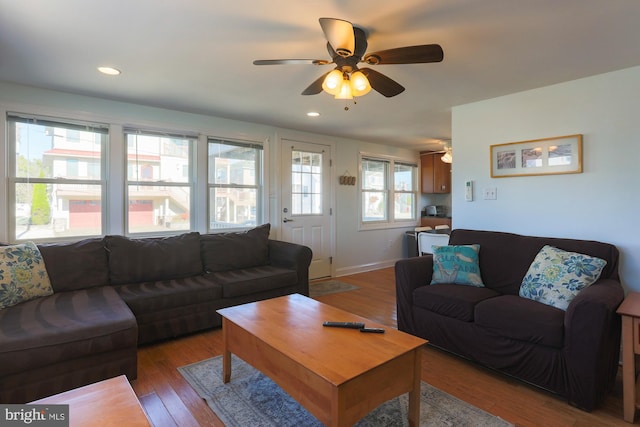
[350,70,371,97]
[322,69,344,96]
[334,79,353,100]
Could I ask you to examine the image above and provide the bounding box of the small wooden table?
[618,292,640,423]
[217,294,427,427]
[32,376,151,427]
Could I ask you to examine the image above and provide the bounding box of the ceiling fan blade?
[326,42,337,59]
[253,59,330,65]
[364,44,444,65]
[301,71,331,95]
[360,68,405,97]
[319,17,355,58]
[353,27,368,59]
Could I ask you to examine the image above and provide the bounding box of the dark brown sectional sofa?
[395,229,624,411]
[0,224,312,403]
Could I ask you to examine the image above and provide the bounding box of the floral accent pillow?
[0,241,53,310]
[430,244,484,287]
[519,245,607,311]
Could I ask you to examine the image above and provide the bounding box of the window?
[125,129,195,234]
[291,150,322,215]
[7,114,108,241]
[208,139,263,230]
[361,158,388,222]
[394,162,417,220]
[360,154,417,227]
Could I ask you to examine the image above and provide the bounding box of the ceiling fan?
[253,18,444,99]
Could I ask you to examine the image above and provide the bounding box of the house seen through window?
[208,139,263,230]
[8,114,107,241]
[125,130,195,234]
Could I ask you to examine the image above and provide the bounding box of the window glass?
[360,156,417,226]
[208,140,263,230]
[8,115,107,240]
[125,131,194,234]
[394,162,416,221]
[291,150,322,215]
[361,158,389,223]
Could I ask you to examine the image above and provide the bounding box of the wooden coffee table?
[31,375,151,427]
[217,293,427,427]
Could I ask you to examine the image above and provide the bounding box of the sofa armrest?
[563,278,624,409]
[395,256,434,332]
[268,239,313,296]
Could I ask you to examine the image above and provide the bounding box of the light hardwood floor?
[131,267,628,427]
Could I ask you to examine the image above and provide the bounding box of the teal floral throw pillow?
[430,244,484,287]
[519,245,607,311]
[0,241,53,310]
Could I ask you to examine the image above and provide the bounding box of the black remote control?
[322,321,365,329]
[360,327,385,333]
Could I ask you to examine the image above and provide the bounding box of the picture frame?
[490,134,582,178]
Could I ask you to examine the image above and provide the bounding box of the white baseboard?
[334,258,399,277]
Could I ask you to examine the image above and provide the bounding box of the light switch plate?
[483,187,497,200]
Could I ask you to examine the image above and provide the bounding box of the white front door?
[280,139,333,279]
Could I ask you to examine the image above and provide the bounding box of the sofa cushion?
[475,295,565,348]
[430,244,484,287]
[519,245,607,311]
[207,265,297,298]
[413,284,500,322]
[0,242,53,310]
[38,238,109,292]
[114,275,223,315]
[105,232,202,285]
[201,224,271,273]
[0,286,137,377]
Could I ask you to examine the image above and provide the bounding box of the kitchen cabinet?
[421,152,451,193]
[420,216,452,228]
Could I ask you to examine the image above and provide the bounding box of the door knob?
[283,218,294,223]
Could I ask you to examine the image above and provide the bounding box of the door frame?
[275,131,336,279]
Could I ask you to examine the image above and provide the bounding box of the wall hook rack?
[339,170,356,186]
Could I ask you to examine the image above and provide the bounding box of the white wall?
[451,66,640,292]
[0,82,416,275]
[331,139,419,276]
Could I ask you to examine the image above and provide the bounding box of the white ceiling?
[1,0,640,151]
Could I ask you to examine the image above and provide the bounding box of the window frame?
[358,153,418,230]
[124,128,196,236]
[7,113,108,242]
[207,137,264,232]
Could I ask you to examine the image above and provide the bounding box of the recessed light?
[307,112,320,117]
[97,66,121,76]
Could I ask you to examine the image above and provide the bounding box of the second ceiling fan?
[253,17,444,98]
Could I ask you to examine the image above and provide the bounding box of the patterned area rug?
[178,355,513,427]
[309,279,359,297]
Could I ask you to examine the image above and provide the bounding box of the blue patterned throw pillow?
[0,241,53,310]
[430,244,484,287]
[519,245,607,311]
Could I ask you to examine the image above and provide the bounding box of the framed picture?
[490,134,582,178]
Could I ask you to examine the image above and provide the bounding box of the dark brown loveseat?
[395,229,624,411]
[0,224,312,403]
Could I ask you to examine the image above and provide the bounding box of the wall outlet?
[483,187,497,200]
